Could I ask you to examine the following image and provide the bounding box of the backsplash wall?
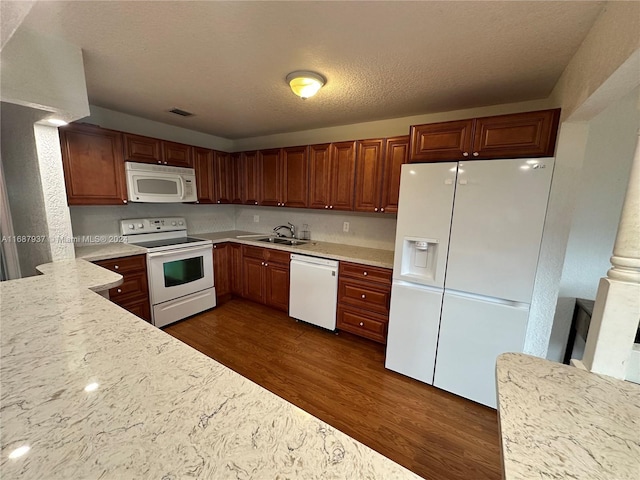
[70,204,236,240]
[70,204,397,251]
[235,206,397,251]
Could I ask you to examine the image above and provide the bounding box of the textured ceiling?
[21,1,605,139]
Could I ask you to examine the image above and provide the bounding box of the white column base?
[581,278,640,379]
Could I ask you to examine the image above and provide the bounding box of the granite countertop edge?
[75,230,395,269]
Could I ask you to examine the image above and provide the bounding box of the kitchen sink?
[257,237,308,247]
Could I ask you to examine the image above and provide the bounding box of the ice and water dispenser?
[398,237,439,284]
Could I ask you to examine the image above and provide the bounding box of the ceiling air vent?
[168,108,194,117]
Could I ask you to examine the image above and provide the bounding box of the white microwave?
[125,162,198,203]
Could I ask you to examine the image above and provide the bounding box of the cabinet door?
[242,151,260,205]
[59,124,128,205]
[282,146,309,208]
[409,120,473,162]
[329,141,356,210]
[123,133,162,164]
[354,139,385,213]
[265,262,290,312]
[213,243,231,299]
[380,135,409,214]
[214,151,231,204]
[259,148,282,206]
[242,257,265,303]
[308,144,331,209]
[230,153,244,204]
[162,141,193,167]
[230,244,243,296]
[193,147,215,204]
[472,109,560,159]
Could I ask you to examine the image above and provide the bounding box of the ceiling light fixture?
[286,71,325,99]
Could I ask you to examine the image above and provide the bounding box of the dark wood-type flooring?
[164,298,501,480]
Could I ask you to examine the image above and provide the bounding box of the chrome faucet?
[273,222,295,238]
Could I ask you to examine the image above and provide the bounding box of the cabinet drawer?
[338,279,390,314]
[95,254,146,275]
[265,249,290,265]
[109,270,148,303]
[118,297,151,323]
[339,262,392,285]
[242,245,264,260]
[337,306,388,344]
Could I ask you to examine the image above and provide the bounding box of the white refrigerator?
[385,159,554,407]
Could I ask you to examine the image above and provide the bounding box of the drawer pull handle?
[114,265,119,270]
[363,271,367,276]
[361,294,366,299]
[117,288,122,293]
[359,322,364,327]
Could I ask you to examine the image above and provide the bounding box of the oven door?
[147,245,214,305]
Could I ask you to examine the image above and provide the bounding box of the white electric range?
[120,217,215,328]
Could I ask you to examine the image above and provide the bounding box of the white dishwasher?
[289,254,339,330]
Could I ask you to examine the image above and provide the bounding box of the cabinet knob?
[380,208,385,212]
[114,265,119,270]
[264,263,268,267]
[359,322,364,327]
[157,160,162,164]
[325,205,328,209]
[164,161,168,164]
[363,271,367,276]
[329,205,333,209]
[217,200,221,204]
[261,261,264,266]
[213,245,216,249]
[472,152,479,157]
[117,288,122,293]
[462,152,469,157]
[361,294,366,299]
[374,208,378,212]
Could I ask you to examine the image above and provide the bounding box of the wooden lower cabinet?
[93,254,151,322]
[337,261,392,344]
[213,243,231,302]
[241,245,290,312]
[230,243,243,295]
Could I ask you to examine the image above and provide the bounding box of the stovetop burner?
[133,236,206,249]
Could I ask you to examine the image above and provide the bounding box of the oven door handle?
[147,245,212,258]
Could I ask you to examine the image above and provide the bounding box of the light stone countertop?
[496,353,640,480]
[76,230,395,269]
[0,258,419,479]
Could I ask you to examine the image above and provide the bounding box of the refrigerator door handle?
[444,289,529,309]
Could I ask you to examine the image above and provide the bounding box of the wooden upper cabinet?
[242,151,260,205]
[329,141,357,210]
[230,153,244,204]
[162,141,193,167]
[123,133,162,164]
[59,124,128,205]
[282,146,309,208]
[309,144,331,209]
[214,151,231,203]
[472,109,560,159]
[409,120,473,162]
[193,147,215,204]
[354,139,385,213]
[380,135,409,214]
[259,148,283,207]
[409,109,560,162]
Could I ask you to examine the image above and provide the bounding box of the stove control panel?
[120,217,186,235]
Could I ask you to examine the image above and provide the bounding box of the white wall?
[523,1,640,359]
[82,106,234,152]
[70,204,236,240]
[235,207,397,250]
[546,86,640,362]
[0,103,52,276]
[0,28,89,122]
[233,99,552,151]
